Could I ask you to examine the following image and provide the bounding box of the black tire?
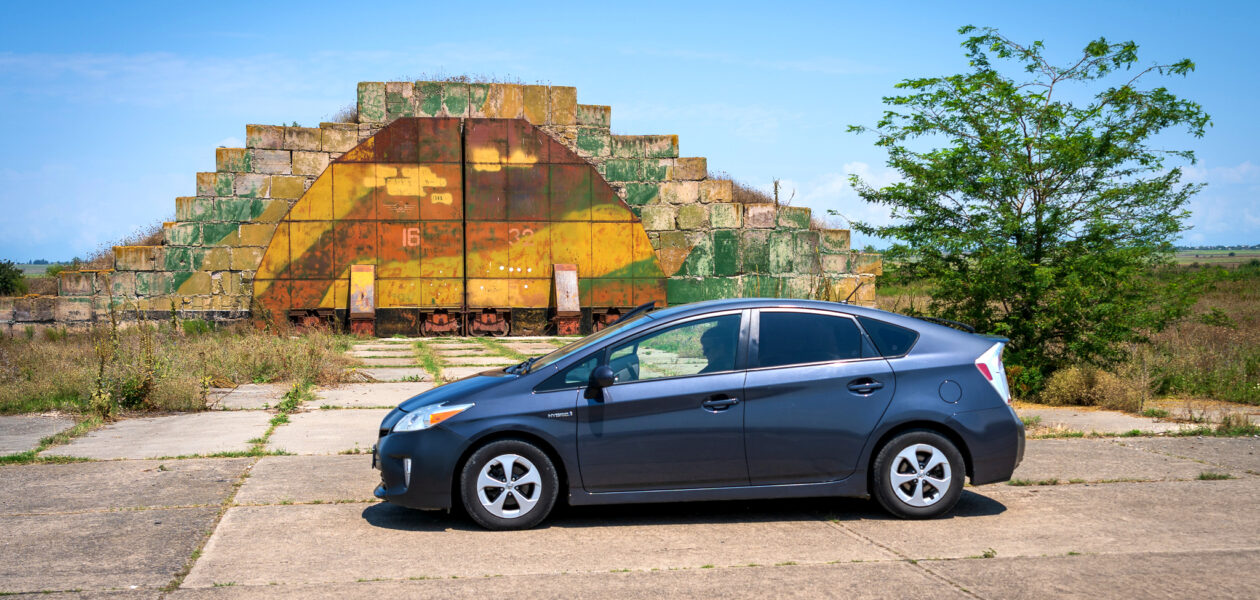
[871,429,965,519]
[459,439,559,530]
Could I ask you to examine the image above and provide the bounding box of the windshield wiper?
[506,356,541,375]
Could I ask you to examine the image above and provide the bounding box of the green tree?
[0,260,28,296]
[847,26,1210,391]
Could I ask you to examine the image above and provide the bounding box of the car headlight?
[392,402,474,433]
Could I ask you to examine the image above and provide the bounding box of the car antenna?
[610,301,656,325]
[842,281,864,304]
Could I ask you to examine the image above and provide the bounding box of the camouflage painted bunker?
[5,81,881,336]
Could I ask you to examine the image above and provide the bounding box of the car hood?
[397,370,512,412]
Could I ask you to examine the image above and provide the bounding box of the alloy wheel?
[889,443,952,507]
[476,453,543,519]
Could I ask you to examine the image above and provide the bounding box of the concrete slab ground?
[351,344,413,352]
[42,411,272,460]
[0,507,219,594]
[233,455,378,505]
[1116,436,1260,474]
[440,356,517,367]
[359,357,416,366]
[181,503,893,587]
[209,383,289,410]
[424,342,483,349]
[930,549,1260,600]
[315,382,433,408]
[349,349,414,358]
[440,366,494,380]
[0,414,76,454]
[1016,406,1189,434]
[433,347,495,357]
[172,561,962,599]
[1012,438,1211,482]
[0,458,250,514]
[350,367,431,382]
[838,478,1260,560]
[501,342,559,355]
[266,409,389,455]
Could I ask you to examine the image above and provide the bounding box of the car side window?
[757,311,863,368]
[536,355,598,392]
[608,314,741,383]
[857,316,919,357]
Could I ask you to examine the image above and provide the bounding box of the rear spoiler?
[914,315,977,334]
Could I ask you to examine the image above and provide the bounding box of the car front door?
[743,308,896,485]
[577,311,749,492]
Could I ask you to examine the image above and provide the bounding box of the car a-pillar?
[251,117,667,336]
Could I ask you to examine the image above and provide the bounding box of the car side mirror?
[589,365,616,389]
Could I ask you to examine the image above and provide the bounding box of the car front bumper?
[372,426,469,511]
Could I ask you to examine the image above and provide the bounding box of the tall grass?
[0,322,355,415]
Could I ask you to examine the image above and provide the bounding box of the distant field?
[1175,250,1260,268]
[14,264,59,276]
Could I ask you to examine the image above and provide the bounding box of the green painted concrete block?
[710,203,741,228]
[741,230,771,274]
[667,276,738,305]
[624,183,660,206]
[201,223,239,246]
[135,272,173,297]
[165,223,200,247]
[639,205,676,231]
[467,83,490,117]
[604,159,642,182]
[385,83,415,119]
[357,82,386,122]
[611,136,644,158]
[416,81,443,117]
[442,82,469,117]
[819,228,851,253]
[215,198,257,222]
[676,204,709,230]
[675,233,713,277]
[769,230,795,273]
[742,275,782,298]
[162,247,193,272]
[577,128,611,158]
[778,205,812,229]
[576,104,611,128]
[794,231,821,274]
[713,229,739,276]
[643,135,678,159]
[641,159,670,182]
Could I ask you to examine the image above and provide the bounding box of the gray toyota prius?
[374,298,1025,530]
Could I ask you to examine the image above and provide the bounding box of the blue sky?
[1,1,1255,261]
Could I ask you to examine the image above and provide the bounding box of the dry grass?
[0,321,355,415]
[81,219,168,270]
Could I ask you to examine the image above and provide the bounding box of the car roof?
[645,298,974,339]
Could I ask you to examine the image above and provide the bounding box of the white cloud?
[1183,160,1259,184]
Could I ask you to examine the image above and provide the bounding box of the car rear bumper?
[951,405,1024,486]
[373,427,468,511]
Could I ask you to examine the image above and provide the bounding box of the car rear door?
[743,308,896,485]
[577,311,750,492]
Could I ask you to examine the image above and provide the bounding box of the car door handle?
[701,396,740,411]
[847,378,884,394]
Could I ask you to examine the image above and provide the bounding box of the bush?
[0,260,28,296]
[1040,366,1143,413]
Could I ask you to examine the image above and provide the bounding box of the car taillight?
[976,342,1011,404]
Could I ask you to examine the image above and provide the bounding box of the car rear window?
[757,312,862,368]
[857,316,919,357]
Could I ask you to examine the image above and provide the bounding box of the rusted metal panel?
[349,265,376,317]
[253,116,666,326]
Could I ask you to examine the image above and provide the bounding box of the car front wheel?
[459,440,559,530]
[871,430,965,519]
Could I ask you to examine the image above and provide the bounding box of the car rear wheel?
[459,440,558,530]
[871,430,964,519]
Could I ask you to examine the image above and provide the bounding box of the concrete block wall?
[6,80,879,331]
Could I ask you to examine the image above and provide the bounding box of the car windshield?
[527,313,654,371]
